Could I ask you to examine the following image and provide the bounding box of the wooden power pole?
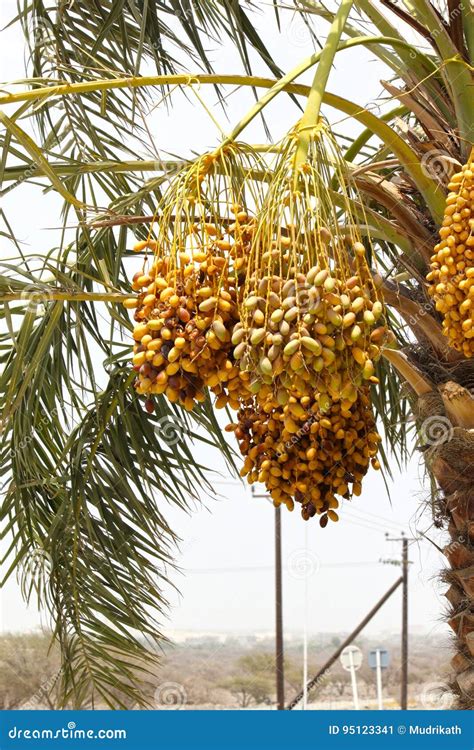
[251,488,285,710]
[385,532,410,710]
[401,535,409,710]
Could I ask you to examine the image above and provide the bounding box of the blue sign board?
[368,648,390,669]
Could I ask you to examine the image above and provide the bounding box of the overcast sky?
[0,0,450,650]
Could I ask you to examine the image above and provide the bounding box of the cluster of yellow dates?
[227,388,380,526]
[427,150,474,358]
[125,208,257,411]
[233,250,384,408]
[125,229,385,524]
[124,140,386,523]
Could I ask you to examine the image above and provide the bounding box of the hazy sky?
[0,0,450,649]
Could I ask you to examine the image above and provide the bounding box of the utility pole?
[385,532,411,710]
[252,489,285,709]
[401,535,408,710]
[275,504,285,710]
[288,575,403,709]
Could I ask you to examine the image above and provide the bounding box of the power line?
[343,505,407,530]
[214,482,409,534]
[212,480,243,486]
[344,511,406,535]
[343,516,400,535]
[182,561,385,574]
[213,482,410,537]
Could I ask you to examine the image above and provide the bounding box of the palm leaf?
[0,286,235,706]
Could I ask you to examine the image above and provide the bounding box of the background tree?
[0,632,62,709]
[0,0,472,708]
[221,652,276,706]
[221,674,273,708]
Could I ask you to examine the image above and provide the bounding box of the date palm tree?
[0,0,472,708]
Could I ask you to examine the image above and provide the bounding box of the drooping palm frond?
[15,0,285,81]
[0,34,255,704]
[1,0,307,237]
[7,0,291,176]
[0,201,238,706]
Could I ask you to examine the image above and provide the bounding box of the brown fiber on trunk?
[423,387,474,709]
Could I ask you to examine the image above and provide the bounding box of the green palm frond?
[0,300,234,707]
[14,0,285,80]
[8,0,289,161]
[0,196,238,705]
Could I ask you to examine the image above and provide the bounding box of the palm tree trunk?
[417,384,474,708]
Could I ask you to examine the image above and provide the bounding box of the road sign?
[368,648,389,710]
[340,645,362,671]
[340,646,362,710]
[369,648,390,669]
